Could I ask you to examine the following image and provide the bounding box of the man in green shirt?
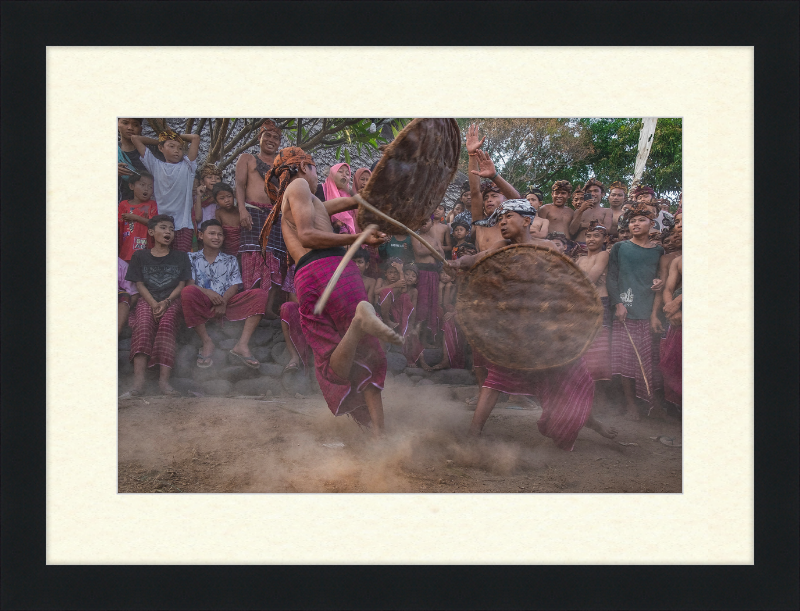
[606,204,667,420]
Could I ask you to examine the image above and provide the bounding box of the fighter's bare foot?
[430,361,449,371]
[418,358,434,372]
[353,301,402,344]
[585,414,619,439]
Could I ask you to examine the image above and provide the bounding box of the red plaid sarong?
[660,325,682,404]
[240,251,272,292]
[379,287,421,365]
[221,226,241,257]
[441,308,466,369]
[170,228,194,253]
[583,326,612,381]
[415,268,439,336]
[180,285,266,328]
[483,358,595,451]
[611,318,663,403]
[128,298,183,368]
[280,301,309,369]
[294,256,386,424]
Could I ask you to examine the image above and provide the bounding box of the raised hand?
[469,150,497,178]
[466,123,486,155]
[118,162,134,177]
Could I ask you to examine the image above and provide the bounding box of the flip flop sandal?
[196,353,213,368]
[229,350,260,369]
[658,436,682,447]
[465,396,478,406]
[283,362,299,374]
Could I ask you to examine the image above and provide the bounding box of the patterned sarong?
[483,358,595,451]
[280,301,310,369]
[129,298,183,369]
[221,226,241,257]
[171,228,194,253]
[584,299,612,381]
[611,318,663,403]
[378,287,421,365]
[415,265,440,336]
[240,251,272,293]
[294,256,386,425]
[180,285,266,328]
[660,325,682,404]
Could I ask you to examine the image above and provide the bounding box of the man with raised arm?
[259,147,401,436]
[568,178,613,244]
[448,200,617,449]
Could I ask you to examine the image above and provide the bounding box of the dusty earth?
[118,378,682,494]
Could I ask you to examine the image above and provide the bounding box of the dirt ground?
[118,377,682,494]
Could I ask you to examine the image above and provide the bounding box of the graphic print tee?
[125,249,192,302]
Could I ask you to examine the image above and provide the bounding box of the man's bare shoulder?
[236,152,256,166]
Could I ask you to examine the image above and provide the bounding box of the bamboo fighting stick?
[313,225,379,315]
[621,319,651,398]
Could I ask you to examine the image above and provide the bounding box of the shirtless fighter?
[259,147,401,435]
[448,199,616,449]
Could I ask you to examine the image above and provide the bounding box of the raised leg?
[329,302,401,380]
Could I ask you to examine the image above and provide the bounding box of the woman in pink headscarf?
[351,166,381,278]
[322,163,356,234]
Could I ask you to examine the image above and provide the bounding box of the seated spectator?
[132,129,200,253]
[181,219,266,369]
[118,258,139,336]
[212,183,241,257]
[192,164,223,226]
[118,172,157,261]
[125,215,192,396]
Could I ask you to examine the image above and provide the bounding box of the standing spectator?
[131,130,200,252]
[568,178,613,244]
[323,163,357,234]
[447,201,465,226]
[118,118,147,203]
[192,164,223,226]
[607,181,627,237]
[181,219,266,369]
[125,215,193,396]
[379,234,414,264]
[212,183,242,257]
[353,167,381,278]
[118,172,157,261]
[606,204,666,421]
[538,180,574,236]
[449,219,471,259]
[525,187,544,210]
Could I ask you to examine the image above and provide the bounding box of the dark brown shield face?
[456,244,603,371]
[357,118,461,234]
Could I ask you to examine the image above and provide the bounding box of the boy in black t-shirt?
[125,214,192,396]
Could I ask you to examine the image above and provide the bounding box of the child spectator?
[212,183,241,257]
[449,219,471,259]
[125,215,192,396]
[447,201,465,225]
[433,203,446,223]
[132,129,200,253]
[374,257,406,302]
[181,219,266,369]
[546,232,570,255]
[118,258,139,336]
[378,262,417,337]
[352,248,376,304]
[118,172,157,261]
[193,164,223,226]
[379,234,415,265]
[118,118,147,203]
[606,203,666,420]
[430,267,465,370]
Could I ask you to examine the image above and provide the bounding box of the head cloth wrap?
[527,187,544,201]
[583,178,606,194]
[587,220,608,235]
[620,203,655,227]
[199,164,222,179]
[260,119,281,139]
[608,181,628,194]
[480,180,501,199]
[451,218,471,233]
[631,184,656,199]
[158,130,182,144]
[551,180,573,195]
[473,199,537,227]
[259,146,315,259]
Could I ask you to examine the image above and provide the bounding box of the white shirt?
[141,148,197,231]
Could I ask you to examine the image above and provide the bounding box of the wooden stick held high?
[313,225,379,315]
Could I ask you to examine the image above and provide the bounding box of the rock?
[201,379,233,396]
[417,378,435,386]
[422,348,443,366]
[171,377,199,394]
[386,351,408,375]
[205,324,227,344]
[271,342,290,366]
[404,367,429,377]
[388,342,405,354]
[251,327,276,347]
[190,349,228,382]
[430,368,476,386]
[174,344,199,378]
[233,377,282,396]
[252,346,274,363]
[221,320,246,338]
[118,338,131,351]
[218,366,259,383]
[259,363,284,378]
[119,325,132,340]
[409,375,423,384]
[118,354,133,376]
[282,370,311,396]
[218,338,238,351]
[392,373,412,386]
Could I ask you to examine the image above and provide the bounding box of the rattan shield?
[356,118,461,234]
[456,244,603,371]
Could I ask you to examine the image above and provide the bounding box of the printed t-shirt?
[606,240,665,320]
[378,235,414,263]
[118,199,157,261]
[187,251,242,296]
[140,148,197,232]
[126,249,192,302]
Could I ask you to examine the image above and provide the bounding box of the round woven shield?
[456,244,603,371]
[357,118,461,234]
